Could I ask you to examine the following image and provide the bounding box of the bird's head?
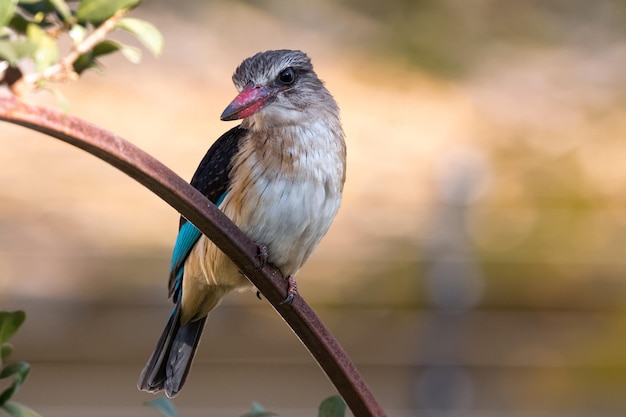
[220,50,338,129]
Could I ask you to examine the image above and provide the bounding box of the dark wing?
[168,125,248,301]
[189,126,247,209]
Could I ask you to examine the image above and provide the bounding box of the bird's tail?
[137,304,206,397]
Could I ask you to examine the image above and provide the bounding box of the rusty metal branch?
[0,96,387,417]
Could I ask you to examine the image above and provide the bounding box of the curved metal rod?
[0,96,387,417]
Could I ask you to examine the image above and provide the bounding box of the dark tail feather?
[137,305,207,397]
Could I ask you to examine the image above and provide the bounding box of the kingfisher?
[138,50,346,397]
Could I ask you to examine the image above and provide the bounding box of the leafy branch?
[0,0,163,96]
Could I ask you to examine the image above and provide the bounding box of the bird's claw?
[279,275,298,305]
[255,243,269,269]
[256,290,263,300]
[252,244,296,304]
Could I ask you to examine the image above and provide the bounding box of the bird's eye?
[278,67,296,85]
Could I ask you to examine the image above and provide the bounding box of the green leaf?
[115,17,162,56]
[16,1,56,20]
[76,0,140,24]
[2,401,43,417]
[72,53,96,74]
[0,0,18,28]
[90,39,140,64]
[318,396,346,417]
[144,397,180,417]
[239,402,277,417]
[0,361,30,379]
[0,39,36,64]
[251,402,266,413]
[26,23,58,70]
[92,39,123,55]
[118,42,140,63]
[47,0,72,24]
[0,361,30,405]
[73,39,141,74]
[0,311,25,345]
[1,344,14,364]
[8,13,29,34]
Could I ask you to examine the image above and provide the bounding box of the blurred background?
[2,0,626,416]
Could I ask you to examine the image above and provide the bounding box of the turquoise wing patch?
[169,192,227,301]
[169,221,202,301]
[170,221,203,273]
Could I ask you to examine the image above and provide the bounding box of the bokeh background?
[2,0,626,416]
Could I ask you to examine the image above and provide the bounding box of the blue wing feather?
[168,190,229,302]
[170,222,202,273]
[169,221,202,301]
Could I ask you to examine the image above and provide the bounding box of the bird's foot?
[255,242,269,269]
[279,275,298,305]
[256,290,263,300]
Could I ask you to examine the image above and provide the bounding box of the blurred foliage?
[146,395,346,417]
[339,0,626,76]
[0,0,162,96]
[317,396,346,417]
[239,402,278,417]
[0,310,42,417]
[146,397,181,417]
[242,0,626,77]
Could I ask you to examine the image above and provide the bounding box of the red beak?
[220,83,282,121]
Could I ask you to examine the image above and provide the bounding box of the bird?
[137,49,346,397]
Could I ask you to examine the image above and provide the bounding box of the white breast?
[222,120,345,277]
